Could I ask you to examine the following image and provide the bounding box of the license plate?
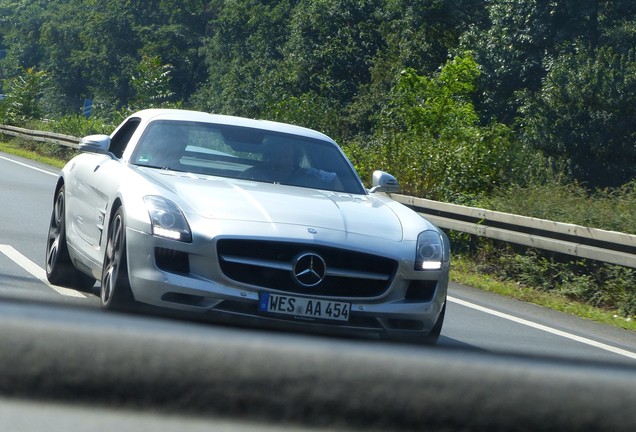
[259,293,350,322]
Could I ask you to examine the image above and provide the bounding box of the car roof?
[131,109,337,143]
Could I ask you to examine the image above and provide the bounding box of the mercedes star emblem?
[292,253,327,287]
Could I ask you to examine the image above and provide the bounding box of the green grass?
[452,255,636,332]
[0,140,68,168]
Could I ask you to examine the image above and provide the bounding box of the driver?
[135,126,188,170]
[242,140,302,183]
[241,138,339,188]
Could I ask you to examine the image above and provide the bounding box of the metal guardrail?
[0,125,80,149]
[393,194,636,269]
[2,124,635,268]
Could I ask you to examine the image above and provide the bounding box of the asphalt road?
[3,151,636,431]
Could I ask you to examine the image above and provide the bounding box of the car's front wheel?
[101,207,135,310]
[45,185,96,291]
[424,302,446,345]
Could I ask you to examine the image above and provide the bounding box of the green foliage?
[268,91,342,139]
[346,0,485,136]
[49,115,112,137]
[519,45,636,188]
[281,0,384,104]
[347,55,533,201]
[460,0,555,122]
[192,0,294,117]
[132,0,208,100]
[385,57,480,138]
[130,55,176,110]
[461,0,636,188]
[481,180,636,235]
[461,0,636,123]
[0,67,48,124]
[0,0,207,113]
[463,179,636,318]
[457,239,636,319]
[193,0,481,141]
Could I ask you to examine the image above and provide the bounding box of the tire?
[100,207,135,310]
[45,185,96,291]
[386,301,446,345]
[424,302,446,345]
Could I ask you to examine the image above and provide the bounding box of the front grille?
[217,239,397,298]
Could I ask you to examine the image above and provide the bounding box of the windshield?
[131,120,366,195]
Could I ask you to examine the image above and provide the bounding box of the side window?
[109,118,141,158]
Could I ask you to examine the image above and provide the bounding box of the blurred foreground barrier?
[393,194,636,269]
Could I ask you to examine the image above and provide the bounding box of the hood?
[143,170,404,242]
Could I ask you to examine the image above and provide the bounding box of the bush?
[344,54,542,202]
[0,67,49,125]
[518,46,636,188]
[452,177,636,319]
[453,232,636,319]
[481,181,636,234]
[49,115,113,138]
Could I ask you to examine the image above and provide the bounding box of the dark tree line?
[1,0,635,195]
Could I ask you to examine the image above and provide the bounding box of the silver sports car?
[45,109,449,343]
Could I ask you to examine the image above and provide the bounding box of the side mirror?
[369,170,400,193]
[79,134,112,154]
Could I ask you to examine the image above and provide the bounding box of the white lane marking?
[0,155,58,177]
[0,245,86,298]
[448,295,636,361]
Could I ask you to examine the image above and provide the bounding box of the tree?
[383,56,480,140]
[192,0,294,117]
[0,0,48,81]
[0,67,49,124]
[130,55,175,110]
[519,45,636,188]
[348,0,487,138]
[1,0,208,116]
[268,91,342,139]
[281,0,384,104]
[460,0,556,123]
[37,0,89,115]
[349,54,527,201]
[133,0,209,101]
[463,0,636,125]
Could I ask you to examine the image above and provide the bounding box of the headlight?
[415,230,446,270]
[143,196,192,243]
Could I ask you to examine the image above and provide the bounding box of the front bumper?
[125,227,449,340]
